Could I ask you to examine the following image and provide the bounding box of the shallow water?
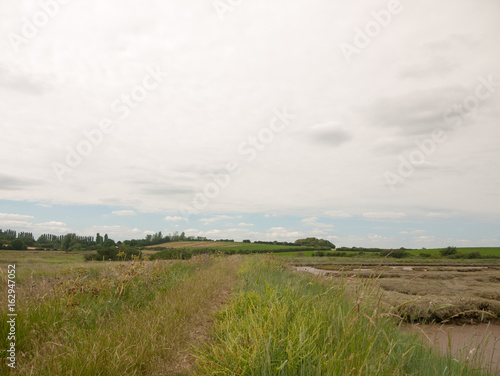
[296,265,500,373]
[407,323,500,374]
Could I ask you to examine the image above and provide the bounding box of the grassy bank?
[194,256,493,375]
[0,255,241,375]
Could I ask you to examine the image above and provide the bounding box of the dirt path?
[150,256,242,375]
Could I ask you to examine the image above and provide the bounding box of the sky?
[1,0,499,248]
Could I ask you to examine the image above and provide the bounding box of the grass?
[1,250,497,375]
[193,256,494,375]
[286,258,500,323]
[147,241,305,252]
[406,247,500,257]
[0,254,241,375]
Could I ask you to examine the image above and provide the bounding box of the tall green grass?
[0,259,197,374]
[194,256,493,375]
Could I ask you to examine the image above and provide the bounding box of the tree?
[96,233,103,245]
[11,239,25,250]
[294,237,335,249]
[61,233,78,252]
[103,238,116,247]
[440,246,457,257]
[179,232,186,241]
[243,239,251,243]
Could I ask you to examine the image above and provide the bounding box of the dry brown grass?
[310,264,500,323]
[151,255,242,375]
[1,254,243,375]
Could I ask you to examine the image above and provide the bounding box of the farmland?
[405,247,500,257]
[146,241,306,252]
[1,250,499,375]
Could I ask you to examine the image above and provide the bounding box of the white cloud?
[200,215,233,225]
[82,225,154,240]
[185,228,223,237]
[164,216,185,221]
[112,210,136,216]
[427,212,457,218]
[238,222,254,227]
[301,217,334,230]
[414,235,435,241]
[35,221,71,234]
[368,234,390,241]
[265,227,301,239]
[0,0,499,245]
[0,219,33,228]
[324,211,352,218]
[363,212,407,219]
[301,217,318,224]
[0,213,34,221]
[400,229,426,235]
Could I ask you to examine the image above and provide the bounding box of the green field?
[407,247,500,256]
[148,241,309,252]
[277,247,500,260]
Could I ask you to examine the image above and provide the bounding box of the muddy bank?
[296,264,500,323]
[407,323,500,374]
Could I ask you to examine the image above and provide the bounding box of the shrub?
[466,251,482,259]
[97,246,119,261]
[440,246,457,257]
[380,249,408,258]
[419,252,432,258]
[11,239,26,250]
[83,251,99,261]
[149,248,192,260]
[312,251,325,257]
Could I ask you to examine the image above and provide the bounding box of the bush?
[149,248,192,260]
[466,251,482,259]
[11,239,26,250]
[440,246,457,257]
[449,251,483,260]
[97,246,119,261]
[380,249,408,258]
[419,252,432,258]
[83,251,99,261]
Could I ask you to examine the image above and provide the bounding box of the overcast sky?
[1,0,499,247]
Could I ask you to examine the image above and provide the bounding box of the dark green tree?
[61,233,78,252]
[11,239,25,250]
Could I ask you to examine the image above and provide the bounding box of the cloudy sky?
[1,0,499,247]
